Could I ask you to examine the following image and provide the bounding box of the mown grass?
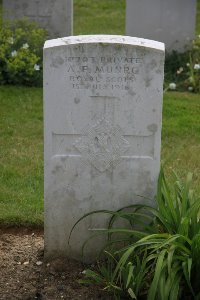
[74,0,125,35]
[0,87,43,226]
[161,92,200,195]
[0,87,199,226]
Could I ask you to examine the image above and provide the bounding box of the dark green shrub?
[0,19,47,86]
[164,50,189,88]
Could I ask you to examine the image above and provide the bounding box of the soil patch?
[0,228,111,300]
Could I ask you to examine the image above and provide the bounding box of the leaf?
[128,288,137,299]
[167,245,175,275]
[125,262,134,288]
[81,269,105,285]
[169,271,181,300]
[68,209,119,244]
[182,260,195,296]
[148,249,167,300]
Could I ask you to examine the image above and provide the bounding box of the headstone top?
[126,0,196,52]
[44,35,165,52]
[3,0,73,38]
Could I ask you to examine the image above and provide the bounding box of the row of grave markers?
[3,0,197,52]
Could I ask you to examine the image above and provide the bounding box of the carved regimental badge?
[74,118,130,172]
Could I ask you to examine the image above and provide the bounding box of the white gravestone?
[126,0,196,52]
[3,0,73,38]
[44,35,165,261]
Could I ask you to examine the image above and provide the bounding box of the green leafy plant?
[185,37,200,93]
[165,36,200,93]
[0,18,47,86]
[70,170,200,299]
[80,250,149,299]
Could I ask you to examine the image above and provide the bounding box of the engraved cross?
[52,96,155,173]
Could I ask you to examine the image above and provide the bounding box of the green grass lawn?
[161,92,200,192]
[0,87,43,226]
[0,87,199,226]
[74,0,125,35]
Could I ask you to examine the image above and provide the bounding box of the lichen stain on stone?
[128,88,136,97]
[150,59,157,69]
[74,97,80,104]
[136,170,155,200]
[66,188,75,199]
[147,123,158,133]
[61,156,67,162]
[145,77,153,87]
[62,39,69,45]
[99,42,110,46]
[51,165,60,175]
[22,3,28,9]
[118,170,127,179]
[156,69,162,74]
[51,56,64,68]
[114,44,123,49]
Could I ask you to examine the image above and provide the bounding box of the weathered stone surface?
[126,0,196,52]
[44,35,165,261]
[3,0,73,38]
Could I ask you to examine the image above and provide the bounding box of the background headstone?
[126,0,196,52]
[44,35,165,261]
[3,0,73,38]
